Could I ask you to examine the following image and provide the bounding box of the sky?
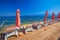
[0,0,60,16]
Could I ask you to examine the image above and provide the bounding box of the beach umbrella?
[44,16,47,22]
[52,12,55,20]
[4,9,21,31]
[44,11,48,22]
[16,9,21,27]
[45,11,48,17]
[58,12,60,18]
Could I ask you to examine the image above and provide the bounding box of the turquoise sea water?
[0,16,52,25]
[0,16,57,31]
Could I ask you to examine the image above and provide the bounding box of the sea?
[0,16,52,25]
[0,16,57,30]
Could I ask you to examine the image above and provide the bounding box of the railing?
[0,21,6,27]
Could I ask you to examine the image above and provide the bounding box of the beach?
[0,0,60,40]
[7,22,60,40]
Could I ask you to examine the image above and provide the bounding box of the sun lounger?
[0,33,6,40]
[0,29,18,40]
[4,26,19,40]
[32,23,42,30]
[37,24,42,29]
[6,29,18,37]
[20,25,33,34]
[25,26,33,33]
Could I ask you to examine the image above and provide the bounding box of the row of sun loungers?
[19,20,58,34]
[0,19,60,40]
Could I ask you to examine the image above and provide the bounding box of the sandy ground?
[8,22,60,40]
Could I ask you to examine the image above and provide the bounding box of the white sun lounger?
[5,29,18,40]
[25,27,33,34]
[20,25,33,34]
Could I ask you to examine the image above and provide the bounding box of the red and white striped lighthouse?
[16,9,21,27]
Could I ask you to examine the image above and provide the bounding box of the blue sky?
[0,0,60,16]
